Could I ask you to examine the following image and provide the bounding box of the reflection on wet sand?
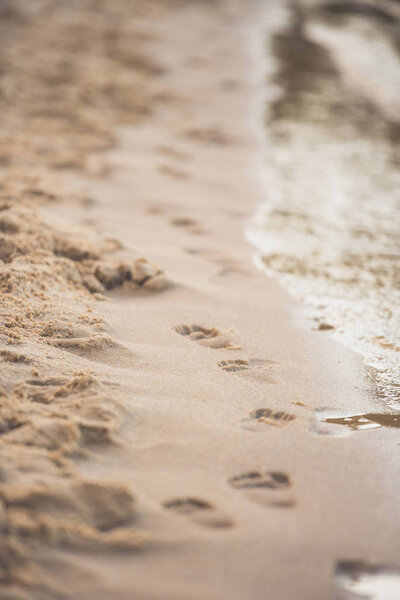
[335,560,400,600]
[324,412,400,430]
[313,408,400,435]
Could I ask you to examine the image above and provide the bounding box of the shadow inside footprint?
[218,359,277,382]
[162,497,233,529]
[174,324,240,350]
[228,471,295,507]
[242,408,296,431]
[334,560,400,600]
[218,359,250,372]
[170,217,204,235]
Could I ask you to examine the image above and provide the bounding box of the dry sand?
[0,1,399,599]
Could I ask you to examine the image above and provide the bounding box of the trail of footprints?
[174,323,276,377]
[162,469,295,530]
[169,320,296,527]
[162,470,294,530]
[228,471,295,508]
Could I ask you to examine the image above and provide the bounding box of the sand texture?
[0,1,399,599]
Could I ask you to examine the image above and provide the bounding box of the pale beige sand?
[1,1,400,599]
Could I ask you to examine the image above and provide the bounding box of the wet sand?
[0,1,399,599]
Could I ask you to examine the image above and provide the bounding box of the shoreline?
[1,1,399,599]
[248,0,400,408]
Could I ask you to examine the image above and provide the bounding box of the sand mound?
[0,1,176,592]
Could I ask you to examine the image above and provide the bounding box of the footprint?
[218,359,276,382]
[47,334,134,368]
[147,203,166,216]
[185,248,251,278]
[170,216,204,235]
[242,408,296,431]
[210,255,252,278]
[170,217,198,228]
[185,55,210,69]
[218,359,251,372]
[221,78,242,92]
[183,247,208,255]
[158,164,189,180]
[162,497,233,529]
[228,471,295,507]
[174,324,241,350]
[213,265,251,279]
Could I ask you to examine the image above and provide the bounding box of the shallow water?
[324,412,400,430]
[335,561,400,600]
[312,408,400,436]
[249,0,400,406]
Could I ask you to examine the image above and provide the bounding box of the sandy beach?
[1,1,399,599]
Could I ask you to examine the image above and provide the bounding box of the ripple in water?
[335,561,400,600]
[250,2,400,405]
[312,407,400,436]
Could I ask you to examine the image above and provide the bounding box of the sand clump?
[0,370,144,588]
[0,173,168,349]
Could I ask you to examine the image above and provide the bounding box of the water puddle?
[312,409,400,436]
[335,561,400,600]
[324,413,400,430]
